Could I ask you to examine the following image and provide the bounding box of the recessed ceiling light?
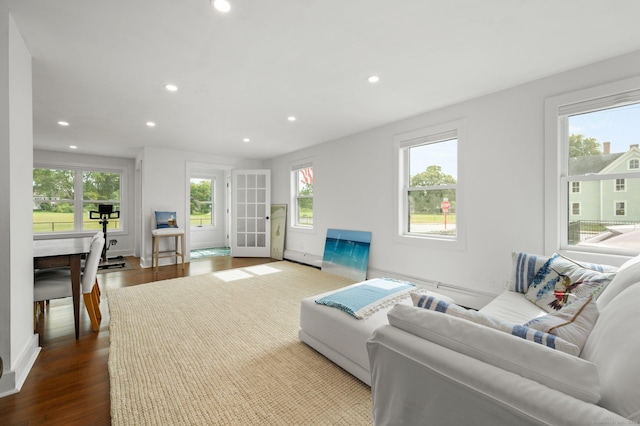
[58,121,69,126]
[212,0,231,13]
[243,138,251,143]
[367,75,380,84]
[146,121,156,127]
[287,116,296,122]
[69,145,77,149]
[165,84,178,92]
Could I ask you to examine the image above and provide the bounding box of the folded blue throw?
[315,278,416,319]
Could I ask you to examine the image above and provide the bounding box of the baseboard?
[0,334,40,398]
[283,249,323,268]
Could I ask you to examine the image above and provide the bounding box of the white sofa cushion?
[410,293,580,356]
[597,254,640,309]
[387,304,601,403]
[479,290,547,324]
[524,295,598,353]
[581,281,640,422]
[525,254,616,312]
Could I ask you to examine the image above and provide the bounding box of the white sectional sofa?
[367,252,640,425]
[299,279,453,385]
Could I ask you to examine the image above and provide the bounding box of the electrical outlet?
[109,239,117,246]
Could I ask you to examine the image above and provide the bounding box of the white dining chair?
[34,237,105,332]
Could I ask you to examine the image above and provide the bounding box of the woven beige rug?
[108,261,372,425]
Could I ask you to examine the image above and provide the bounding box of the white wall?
[268,49,640,308]
[33,150,137,260]
[0,11,40,397]
[138,147,262,268]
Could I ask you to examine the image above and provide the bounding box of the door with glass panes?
[231,169,271,257]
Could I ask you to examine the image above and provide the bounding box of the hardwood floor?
[0,256,276,426]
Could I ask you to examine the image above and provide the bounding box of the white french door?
[231,169,271,257]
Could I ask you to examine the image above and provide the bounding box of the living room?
[2,1,640,424]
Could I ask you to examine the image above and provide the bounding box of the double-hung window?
[190,176,215,227]
[291,163,313,228]
[33,166,123,234]
[395,119,465,248]
[545,77,640,255]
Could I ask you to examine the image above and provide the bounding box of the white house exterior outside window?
[395,119,466,249]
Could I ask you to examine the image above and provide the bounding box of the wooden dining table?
[33,237,92,339]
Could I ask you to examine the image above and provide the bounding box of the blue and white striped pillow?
[410,292,580,355]
[509,252,550,293]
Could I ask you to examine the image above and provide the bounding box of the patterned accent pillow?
[509,252,550,293]
[410,292,579,355]
[155,211,178,228]
[524,296,598,353]
[525,254,616,312]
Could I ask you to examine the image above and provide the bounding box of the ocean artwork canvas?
[322,228,372,281]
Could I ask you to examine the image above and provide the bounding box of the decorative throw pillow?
[524,296,598,353]
[155,211,178,228]
[410,292,579,355]
[509,252,550,293]
[525,253,616,312]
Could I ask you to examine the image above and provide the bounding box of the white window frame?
[33,163,127,237]
[615,201,626,217]
[614,178,626,192]
[290,161,314,230]
[629,159,639,170]
[394,119,466,250]
[189,174,217,229]
[544,75,640,259]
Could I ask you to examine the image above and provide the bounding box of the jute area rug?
[108,261,372,425]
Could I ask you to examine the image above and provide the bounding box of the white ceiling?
[7,0,640,160]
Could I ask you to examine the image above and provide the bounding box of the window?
[545,77,640,255]
[571,182,581,193]
[291,164,313,228]
[190,177,215,227]
[396,119,465,247]
[572,202,581,216]
[33,167,123,234]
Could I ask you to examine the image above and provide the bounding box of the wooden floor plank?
[0,256,275,426]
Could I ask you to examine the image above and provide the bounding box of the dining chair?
[34,237,105,332]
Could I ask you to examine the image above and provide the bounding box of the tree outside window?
[190,178,214,227]
[33,167,122,233]
[293,166,313,227]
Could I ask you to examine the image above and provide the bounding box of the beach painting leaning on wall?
[322,228,372,281]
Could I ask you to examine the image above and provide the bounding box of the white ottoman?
[299,280,453,385]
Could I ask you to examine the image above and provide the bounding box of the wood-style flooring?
[0,256,276,426]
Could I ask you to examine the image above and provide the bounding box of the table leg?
[70,254,82,339]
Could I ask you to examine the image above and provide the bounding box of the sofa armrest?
[386,304,600,403]
[367,324,627,426]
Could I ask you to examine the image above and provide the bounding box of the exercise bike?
[89,204,126,269]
